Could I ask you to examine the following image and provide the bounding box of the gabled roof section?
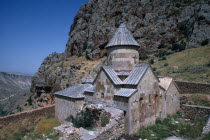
[124,64,149,85]
[159,77,173,91]
[54,84,92,99]
[82,78,94,84]
[102,64,150,86]
[84,85,95,93]
[114,88,137,97]
[103,66,122,85]
[106,23,140,48]
[116,71,131,76]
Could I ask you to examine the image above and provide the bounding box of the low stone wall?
[181,104,210,120]
[0,105,55,127]
[175,81,210,94]
[54,105,125,140]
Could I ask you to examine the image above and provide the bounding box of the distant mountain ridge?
[0,72,32,116]
[0,72,32,99]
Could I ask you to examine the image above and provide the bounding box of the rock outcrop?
[66,0,210,57]
[30,0,210,107]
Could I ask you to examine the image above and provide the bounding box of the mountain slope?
[151,45,210,83]
[0,72,32,116]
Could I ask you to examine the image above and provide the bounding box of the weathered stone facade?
[107,46,139,71]
[54,23,180,137]
[55,95,84,123]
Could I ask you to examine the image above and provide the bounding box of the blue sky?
[0,0,88,75]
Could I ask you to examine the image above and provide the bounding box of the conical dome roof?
[106,23,140,48]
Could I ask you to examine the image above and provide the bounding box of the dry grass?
[50,56,105,80]
[34,118,60,135]
[150,46,210,83]
[0,115,60,140]
[181,93,210,107]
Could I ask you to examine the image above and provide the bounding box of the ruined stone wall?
[175,81,210,94]
[0,105,54,127]
[181,104,210,120]
[54,106,125,140]
[107,46,139,71]
[166,82,180,116]
[93,108,125,140]
[55,95,84,123]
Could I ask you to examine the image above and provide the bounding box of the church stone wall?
[93,71,118,104]
[107,46,139,71]
[159,88,167,119]
[127,68,160,133]
[55,95,84,123]
[166,82,180,116]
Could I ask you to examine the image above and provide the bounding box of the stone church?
[54,23,180,133]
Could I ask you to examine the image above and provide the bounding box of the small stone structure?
[54,23,180,136]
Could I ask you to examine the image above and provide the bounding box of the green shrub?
[27,96,33,106]
[201,39,209,46]
[158,42,167,49]
[207,61,210,67]
[164,63,169,67]
[68,109,96,128]
[162,56,167,60]
[149,59,154,64]
[170,36,177,44]
[172,43,185,51]
[115,22,120,28]
[83,41,88,51]
[101,116,109,127]
[202,132,210,140]
[179,23,188,37]
[139,54,149,60]
[175,2,181,7]
[156,50,167,58]
[88,11,93,14]
[134,112,205,139]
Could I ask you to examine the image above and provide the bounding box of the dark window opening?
[101,93,104,98]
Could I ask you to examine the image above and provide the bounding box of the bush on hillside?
[139,54,149,60]
[172,43,185,51]
[201,39,209,46]
[66,108,96,128]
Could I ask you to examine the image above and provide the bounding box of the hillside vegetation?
[0,115,60,140]
[150,45,210,83]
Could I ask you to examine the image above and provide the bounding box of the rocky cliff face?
[30,0,210,107]
[66,0,210,57]
[0,72,32,116]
